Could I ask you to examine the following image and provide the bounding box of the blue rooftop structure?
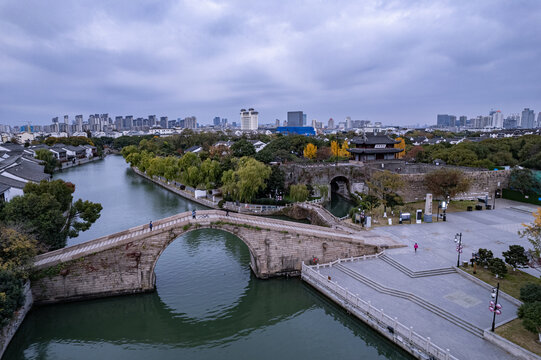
[276,126,316,136]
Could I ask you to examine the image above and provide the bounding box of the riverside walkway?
[303,202,539,360]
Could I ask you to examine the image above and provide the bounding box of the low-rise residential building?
[248,140,267,152]
[185,145,203,153]
[49,145,67,161]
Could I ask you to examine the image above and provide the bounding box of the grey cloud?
[1,0,541,125]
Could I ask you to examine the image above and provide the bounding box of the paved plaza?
[317,200,539,360]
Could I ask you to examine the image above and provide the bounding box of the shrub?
[518,302,541,335]
[520,284,541,303]
[0,270,24,327]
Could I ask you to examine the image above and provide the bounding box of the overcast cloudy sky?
[1,0,540,126]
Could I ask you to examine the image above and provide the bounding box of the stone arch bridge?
[32,210,396,304]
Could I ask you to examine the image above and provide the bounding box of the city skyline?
[1,1,541,126]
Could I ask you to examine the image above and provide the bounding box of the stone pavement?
[369,199,538,272]
[315,200,540,360]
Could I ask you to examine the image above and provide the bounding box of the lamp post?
[490,283,502,332]
[454,233,463,267]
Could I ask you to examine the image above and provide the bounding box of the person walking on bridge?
[149,221,153,231]
[192,209,196,219]
[414,242,418,253]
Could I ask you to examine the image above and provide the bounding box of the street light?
[489,283,502,332]
[454,233,463,267]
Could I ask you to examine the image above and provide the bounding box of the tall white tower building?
[240,108,258,130]
[491,110,503,128]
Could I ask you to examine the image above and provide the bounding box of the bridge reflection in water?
[6,229,410,360]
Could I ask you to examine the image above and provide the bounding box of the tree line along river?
[4,155,411,360]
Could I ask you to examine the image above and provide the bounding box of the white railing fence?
[302,263,457,360]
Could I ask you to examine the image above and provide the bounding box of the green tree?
[317,185,329,201]
[367,171,405,213]
[502,245,529,270]
[424,168,471,201]
[231,139,256,158]
[220,157,271,202]
[289,184,309,202]
[35,149,58,174]
[1,180,102,251]
[509,168,541,194]
[478,248,494,266]
[200,158,222,189]
[0,225,37,275]
[259,166,285,198]
[488,257,508,278]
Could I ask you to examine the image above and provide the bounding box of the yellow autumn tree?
[520,208,541,256]
[394,137,406,159]
[339,140,350,157]
[331,141,340,157]
[303,143,317,159]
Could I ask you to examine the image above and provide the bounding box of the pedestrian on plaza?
[226,209,229,216]
[414,242,418,253]
[192,209,196,219]
[360,213,365,228]
[149,221,153,231]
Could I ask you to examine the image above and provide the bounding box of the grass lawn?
[463,265,541,299]
[463,265,541,355]
[496,318,541,356]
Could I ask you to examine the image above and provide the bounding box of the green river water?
[3,156,410,360]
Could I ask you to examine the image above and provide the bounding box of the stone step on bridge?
[31,210,400,304]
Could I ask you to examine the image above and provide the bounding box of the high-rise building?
[240,108,258,130]
[159,116,168,128]
[275,119,280,127]
[449,115,457,127]
[346,116,352,129]
[437,114,450,127]
[328,118,334,129]
[184,116,197,129]
[521,108,535,128]
[303,114,307,126]
[287,111,303,127]
[491,111,503,128]
[537,112,541,128]
[213,117,221,126]
[149,115,157,127]
[76,115,84,132]
[459,116,467,127]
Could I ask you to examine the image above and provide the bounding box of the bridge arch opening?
[330,176,350,198]
[150,228,257,320]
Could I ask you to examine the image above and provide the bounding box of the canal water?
[4,156,410,360]
[326,192,355,218]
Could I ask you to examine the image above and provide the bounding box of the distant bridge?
[32,210,397,304]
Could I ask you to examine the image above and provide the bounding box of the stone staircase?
[334,263,484,338]
[380,254,456,278]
